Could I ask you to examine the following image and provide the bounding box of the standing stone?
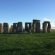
[0,23,2,33]
[9,25,13,33]
[25,22,31,32]
[17,22,23,32]
[43,21,51,33]
[32,20,40,33]
[13,23,17,33]
[47,22,51,32]
[43,22,47,32]
[3,23,9,33]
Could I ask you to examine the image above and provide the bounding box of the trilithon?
[25,22,31,32]
[32,20,40,33]
[43,21,51,33]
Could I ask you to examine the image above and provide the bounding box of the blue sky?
[0,0,55,29]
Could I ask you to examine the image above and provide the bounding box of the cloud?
[42,17,51,21]
[51,20,55,29]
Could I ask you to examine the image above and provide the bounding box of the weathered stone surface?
[32,20,40,33]
[9,25,13,33]
[43,21,51,33]
[25,22,31,32]
[3,23,9,33]
[13,23,17,33]
[0,23,2,33]
[17,22,23,32]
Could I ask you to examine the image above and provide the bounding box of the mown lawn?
[0,32,55,55]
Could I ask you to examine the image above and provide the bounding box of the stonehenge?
[0,19,51,33]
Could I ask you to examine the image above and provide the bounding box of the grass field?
[0,32,55,55]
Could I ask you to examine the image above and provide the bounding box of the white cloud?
[51,20,55,29]
[43,17,51,21]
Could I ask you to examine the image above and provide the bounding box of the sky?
[0,0,55,29]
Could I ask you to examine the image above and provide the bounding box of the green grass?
[0,32,55,55]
